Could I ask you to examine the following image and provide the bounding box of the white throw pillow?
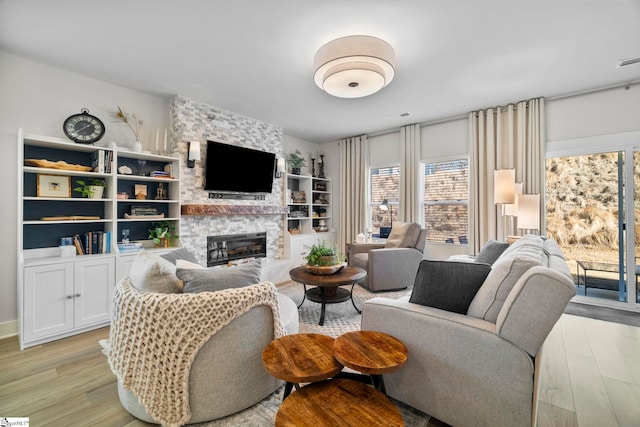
[129,250,184,293]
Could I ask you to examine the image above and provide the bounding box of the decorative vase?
[133,139,143,153]
[154,238,170,248]
[292,167,301,175]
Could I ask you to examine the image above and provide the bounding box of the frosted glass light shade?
[314,35,395,98]
[504,183,523,216]
[494,169,515,204]
[517,194,541,230]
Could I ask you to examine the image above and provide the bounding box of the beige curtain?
[399,124,421,223]
[469,98,545,252]
[339,135,369,252]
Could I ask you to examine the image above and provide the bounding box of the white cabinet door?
[74,257,115,327]
[23,263,74,342]
[116,254,138,282]
[289,236,305,265]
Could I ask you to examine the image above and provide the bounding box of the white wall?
[0,51,171,324]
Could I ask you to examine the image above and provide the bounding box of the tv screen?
[204,141,276,193]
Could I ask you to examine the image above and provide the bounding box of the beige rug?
[193,282,432,426]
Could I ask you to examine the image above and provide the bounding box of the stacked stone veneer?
[170,95,284,265]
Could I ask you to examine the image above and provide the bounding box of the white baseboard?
[0,319,18,339]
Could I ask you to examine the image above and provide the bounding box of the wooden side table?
[334,330,408,394]
[275,378,404,427]
[262,333,343,399]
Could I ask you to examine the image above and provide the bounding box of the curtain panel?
[469,98,545,252]
[399,124,421,223]
[339,135,369,252]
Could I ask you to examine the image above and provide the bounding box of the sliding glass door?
[546,150,635,307]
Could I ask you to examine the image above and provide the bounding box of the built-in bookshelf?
[17,129,181,349]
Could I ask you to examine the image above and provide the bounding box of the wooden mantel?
[181,204,289,216]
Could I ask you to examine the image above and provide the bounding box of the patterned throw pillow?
[129,250,184,293]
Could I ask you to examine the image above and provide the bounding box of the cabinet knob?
[66,295,74,299]
[74,293,81,298]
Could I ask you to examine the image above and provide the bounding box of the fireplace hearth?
[207,232,267,267]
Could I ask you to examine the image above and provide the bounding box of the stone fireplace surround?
[170,96,289,280]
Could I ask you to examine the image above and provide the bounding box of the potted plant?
[304,240,346,275]
[74,178,106,199]
[287,150,306,175]
[148,220,178,247]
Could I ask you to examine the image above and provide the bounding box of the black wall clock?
[63,108,106,144]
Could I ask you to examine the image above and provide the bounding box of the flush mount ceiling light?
[313,35,395,98]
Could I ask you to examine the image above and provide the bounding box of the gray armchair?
[349,222,427,292]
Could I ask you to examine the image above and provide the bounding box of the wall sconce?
[517,194,541,234]
[187,141,201,168]
[275,157,285,178]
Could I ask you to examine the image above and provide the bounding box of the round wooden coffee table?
[289,266,367,325]
[275,378,403,426]
[262,333,343,399]
[334,330,408,394]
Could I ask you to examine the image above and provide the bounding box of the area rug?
[192,282,432,426]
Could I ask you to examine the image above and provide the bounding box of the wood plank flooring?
[0,314,638,426]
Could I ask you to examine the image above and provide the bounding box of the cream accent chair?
[349,222,427,292]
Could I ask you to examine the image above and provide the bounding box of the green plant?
[304,240,345,266]
[148,220,178,245]
[73,178,106,197]
[287,149,306,169]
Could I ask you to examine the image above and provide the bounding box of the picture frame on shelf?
[37,174,70,198]
[134,184,147,200]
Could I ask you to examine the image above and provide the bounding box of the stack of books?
[72,231,111,255]
[117,242,143,253]
[151,170,171,178]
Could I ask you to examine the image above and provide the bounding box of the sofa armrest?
[361,297,535,427]
[496,266,576,356]
[367,248,424,289]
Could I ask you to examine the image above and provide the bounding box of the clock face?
[63,110,106,144]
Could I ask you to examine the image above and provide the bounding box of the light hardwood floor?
[0,314,638,426]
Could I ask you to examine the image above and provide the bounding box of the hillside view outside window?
[424,159,469,243]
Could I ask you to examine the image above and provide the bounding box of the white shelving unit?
[17,129,181,349]
[283,173,336,265]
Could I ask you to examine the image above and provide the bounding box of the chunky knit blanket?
[101,278,285,427]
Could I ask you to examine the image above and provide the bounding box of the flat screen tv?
[204,140,276,193]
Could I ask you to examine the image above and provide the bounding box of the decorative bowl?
[304,262,347,275]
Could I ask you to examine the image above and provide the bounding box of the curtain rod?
[366,80,640,139]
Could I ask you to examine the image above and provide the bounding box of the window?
[423,159,469,243]
[369,166,399,235]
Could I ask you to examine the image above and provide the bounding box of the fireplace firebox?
[207,232,267,267]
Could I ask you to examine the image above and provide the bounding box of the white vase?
[133,139,143,153]
[89,186,104,199]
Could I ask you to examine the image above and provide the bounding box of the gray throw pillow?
[160,247,199,265]
[409,260,492,314]
[474,239,510,265]
[179,259,262,293]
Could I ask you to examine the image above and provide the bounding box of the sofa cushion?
[467,253,541,322]
[160,247,199,265]
[474,239,509,265]
[129,250,183,293]
[179,259,262,293]
[385,222,421,249]
[409,260,492,314]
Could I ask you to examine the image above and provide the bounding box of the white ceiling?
[1,0,639,143]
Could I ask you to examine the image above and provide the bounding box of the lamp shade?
[504,183,523,216]
[188,141,201,161]
[494,169,515,204]
[517,194,540,230]
[314,35,395,98]
[379,199,389,211]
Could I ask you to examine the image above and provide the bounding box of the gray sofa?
[361,235,575,427]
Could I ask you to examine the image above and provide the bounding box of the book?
[72,234,85,256]
[90,150,105,173]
